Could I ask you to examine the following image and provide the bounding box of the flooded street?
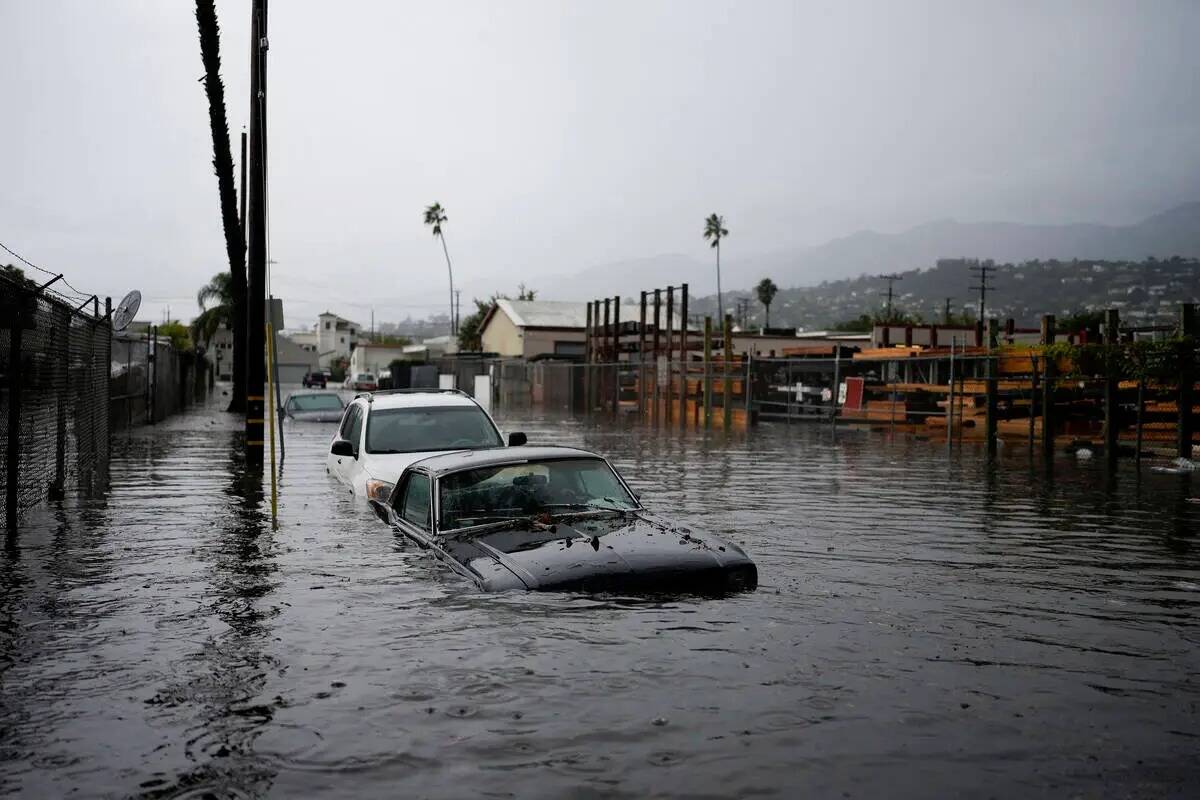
[2,387,1199,798]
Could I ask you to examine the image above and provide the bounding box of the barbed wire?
[0,240,99,308]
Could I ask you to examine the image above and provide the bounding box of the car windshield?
[439,457,638,531]
[365,405,502,454]
[289,394,343,411]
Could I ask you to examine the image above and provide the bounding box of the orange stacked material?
[926,395,982,429]
[852,346,924,360]
[997,346,1070,375]
[841,400,908,421]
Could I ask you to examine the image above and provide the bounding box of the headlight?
[366,479,395,502]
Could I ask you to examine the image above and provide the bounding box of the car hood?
[441,513,757,593]
[363,450,460,484]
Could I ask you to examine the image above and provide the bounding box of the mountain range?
[530,202,1200,301]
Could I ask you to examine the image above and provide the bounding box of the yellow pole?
[266,322,278,523]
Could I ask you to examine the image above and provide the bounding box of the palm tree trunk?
[765,302,770,330]
[195,0,247,412]
[716,242,723,331]
[439,233,456,335]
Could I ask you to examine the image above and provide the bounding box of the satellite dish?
[111,290,141,332]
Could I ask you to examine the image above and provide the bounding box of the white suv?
[326,389,524,502]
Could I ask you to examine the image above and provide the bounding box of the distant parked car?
[282,391,345,422]
[346,372,377,391]
[369,446,758,593]
[302,371,327,388]
[327,388,521,502]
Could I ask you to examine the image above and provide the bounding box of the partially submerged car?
[370,446,757,593]
[328,388,523,501]
[282,390,345,422]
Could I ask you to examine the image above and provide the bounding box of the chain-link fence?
[2,274,110,528]
[110,331,210,430]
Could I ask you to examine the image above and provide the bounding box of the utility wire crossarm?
[969,260,996,322]
[878,273,904,320]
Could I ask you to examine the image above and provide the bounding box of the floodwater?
[2,386,1199,798]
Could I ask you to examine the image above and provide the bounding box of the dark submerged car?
[282,391,345,422]
[369,446,757,593]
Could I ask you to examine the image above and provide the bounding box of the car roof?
[357,390,481,411]
[411,446,604,476]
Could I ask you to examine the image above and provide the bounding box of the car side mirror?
[330,439,355,457]
[508,432,527,447]
[368,499,390,523]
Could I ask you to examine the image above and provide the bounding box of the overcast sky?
[3,1,1199,329]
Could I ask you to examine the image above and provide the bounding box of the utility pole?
[239,129,247,245]
[245,0,268,466]
[735,298,750,331]
[944,297,952,325]
[455,289,461,336]
[969,260,995,322]
[878,273,903,321]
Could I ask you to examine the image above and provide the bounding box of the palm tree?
[194,0,246,412]
[423,202,456,334]
[703,213,729,326]
[755,277,779,330]
[192,271,233,347]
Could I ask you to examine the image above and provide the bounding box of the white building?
[316,311,363,369]
[348,344,411,377]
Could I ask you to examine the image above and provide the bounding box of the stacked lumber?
[841,400,908,421]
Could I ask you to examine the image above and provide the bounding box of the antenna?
[969,260,996,321]
[878,273,904,321]
[111,290,141,331]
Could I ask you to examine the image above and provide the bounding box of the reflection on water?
[2,389,1199,797]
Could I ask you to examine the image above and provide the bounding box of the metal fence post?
[5,315,22,531]
[1103,308,1119,469]
[150,325,158,425]
[52,304,69,498]
[723,314,733,431]
[678,284,689,430]
[665,287,674,425]
[831,347,841,429]
[986,318,998,456]
[947,338,955,453]
[1041,315,1056,458]
[745,351,753,423]
[1178,303,1196,460]
[703,316,713,429]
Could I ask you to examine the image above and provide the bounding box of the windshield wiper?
[444,515,557,540]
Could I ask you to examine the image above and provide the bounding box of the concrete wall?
[350,345,410,376]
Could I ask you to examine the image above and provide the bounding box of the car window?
[337,404,357,437]
[399,474,432,531]
[291,394,344,412]
[365,406,503,454]
[347,406,364,449]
